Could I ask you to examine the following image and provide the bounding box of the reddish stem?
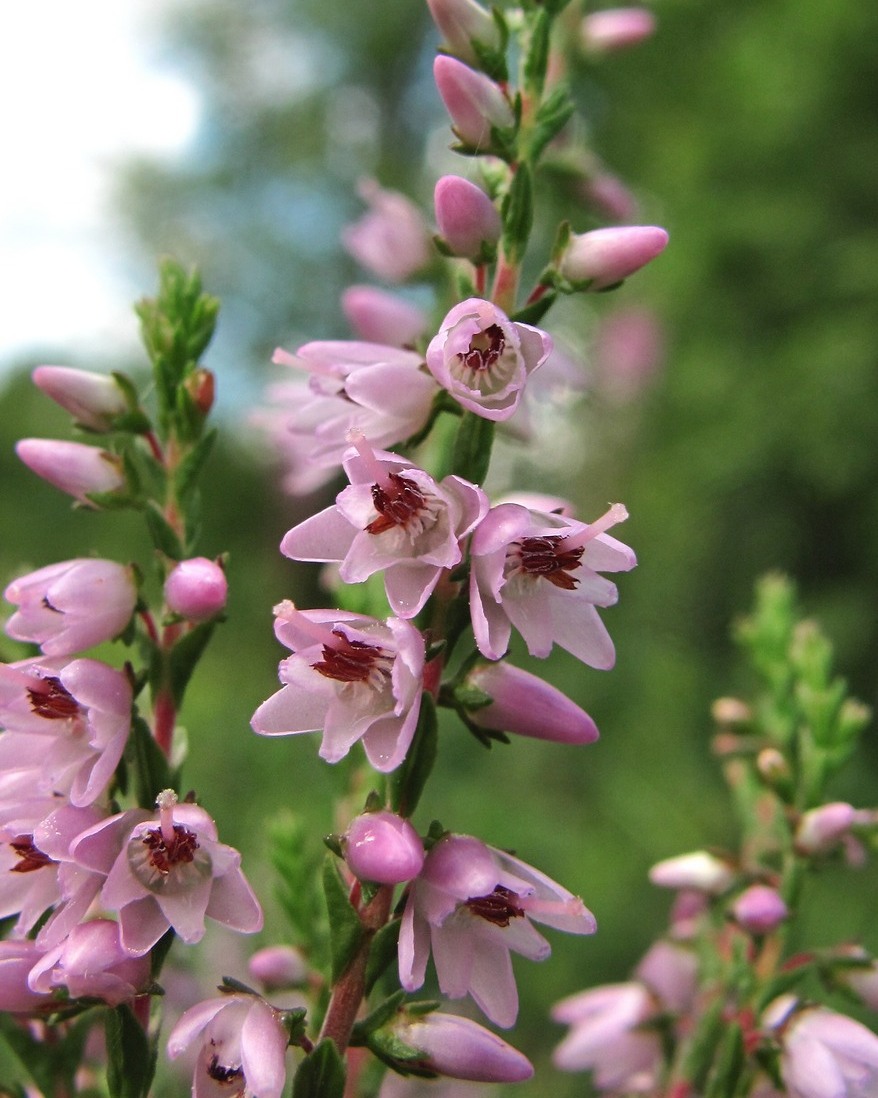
[153,691,176,758]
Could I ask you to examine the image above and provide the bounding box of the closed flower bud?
[559,226,668,290]
[16,439,125,505]
[164,557,228,621]
[32,365,128,431]
[390,1012,533,1082]
[581,8,657,55]
[731,884,788,935]
[427,0,502,67]
[648,851,734,895]
[434,176,502,260]
[461,661,599,744]
[344,810,424,884]
[341,286,429,347]
[433,56,514,150]
[794,801,856,855]
[248,945,308,990]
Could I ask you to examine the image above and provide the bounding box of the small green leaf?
[292,1038,347,1098]
[322,856,365,983]
[451,412,495,485]
[105,1004,156,1098]
[174,429,217,503]
[705,1022,745,1098]
[523,10,551,98]
[390,694,438,818]
[528,85,575,162]
[126,713,172,809]
[144,501,184,560]
[500,163,534,264]
[168,620,216,707]
[365,918,402,995]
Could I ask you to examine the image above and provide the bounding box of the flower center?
[465,885,525,927]
[207,1053,245,1091]
[459,324,506,372]
[127,820,210,894]
[508,535,584,590]
[27,676,81,720]
[366,473,432,536]
[9,835,56,874]
[312,630,392,688]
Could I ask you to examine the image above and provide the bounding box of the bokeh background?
[1,0,877,1094]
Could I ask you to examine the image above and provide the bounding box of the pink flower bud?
[248,945,308,990]
[341,286,429,346]
[433,56,514,149]
[795,802,856,854]
[16,439,124,505]
[392,1012,533,1082]
[462,661,599,744]
[581,8,657,54]
[648,851,734,895]
[559,226,668,289]
[342,180,432,284]
[731,885,788,935]
[28,919,150,1006]
[32,365,128,431]
[434,176,502,260]
[164,557,228,621]
[345,810,425,884]
[426,0,502,66]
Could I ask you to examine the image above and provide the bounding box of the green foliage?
[105,1005,156,1098]
[292,1038,347,1098]
[322,855,365,983]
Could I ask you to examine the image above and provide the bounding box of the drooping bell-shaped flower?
[399,833,595,1028]
[251,603,425,773]
[342,179,432,283]
[341,285,429,347]
[4,559,138,658]
[426,298,552,421]
[70,790,263,955]
[469,501,635,668]
[280,436,487,619]
[167,993,289,1098]
[28,918,150,1006]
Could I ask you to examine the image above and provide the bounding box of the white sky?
[0,0,200,370]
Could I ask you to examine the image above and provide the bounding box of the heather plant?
[0,3,876,1098]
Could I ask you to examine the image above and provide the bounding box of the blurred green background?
[1,0,877,1093]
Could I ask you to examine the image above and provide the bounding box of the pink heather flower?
[391,1012,533,1083]
[70,790,263,955]
[167,993,289,1098]
[794,802,857,855]
[461,661,599,744]
[593,307,664,402]
[28,918,150,1006]
[344,810,425,885]
[248,945,308,991]
[552,982,662,1089]
[32,365,129,432]
[580,8,657,54]
[342,286,429,347]
[433,56,515,150]
[580,171,640,223]
[648,850,735,895]
[0,658,132,807]
[342,180,432,283]
[426,0,502,67]
[281,437,487,619]
[262,341,439,491]
[16,439,124,505]
[731,884,789,935]
[633,939,698,1015]
[0,940,55,1013]
[164,557,228,622]
[399,833,595,1028]
[0,798,105,938]
[426,298,553,421]
[4,558,137,658]
[251,603,424,773]
[434,176,502,260]
[559,226,669,290]
[469,501,635,668]
[765,999,878,1098]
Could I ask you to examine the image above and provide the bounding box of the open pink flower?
[341,286,429,347]
[4,559,137,658]
[281,437,487,618]
[399,834,595,1028]
[251,603,424,773]
[70,791,263,955]
[168,993,289,1098]
[28,918,150,1006]
[0,658,132,807]
[259,341,439,493]
[426,298,552,420]
[469,501,635,668]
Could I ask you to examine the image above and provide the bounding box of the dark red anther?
[465,885,525,927]
[312,630,385,684]
[459,324,506,372]
[27,676,80,720]
[9,835,55,874]
[207,1054,244,1085]
[515,535,584,589]
[141,823,199,876]
[367,473,427,535]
